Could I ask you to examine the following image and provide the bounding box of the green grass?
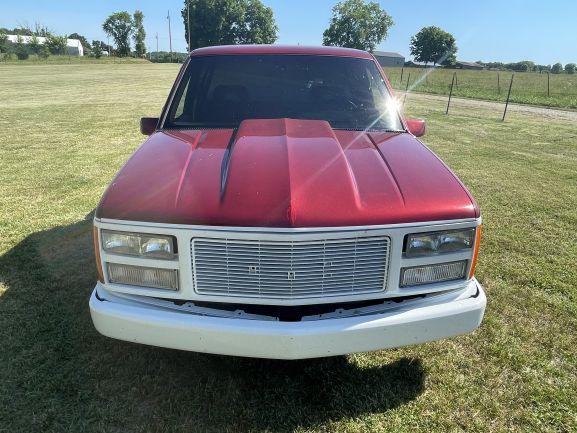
[384,66,577,110]
[1,63,576,433]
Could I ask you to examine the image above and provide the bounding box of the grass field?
[0,53,152,65]
[384,66,577,110]
[1,63,576,433]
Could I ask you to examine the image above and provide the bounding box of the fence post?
[454,71,458,89]
[502,74,514,121]
[497,73,500,95]
[446,72,456,115]
[547,72,550,97]
[400,67,404,86]
[403,73,411,106]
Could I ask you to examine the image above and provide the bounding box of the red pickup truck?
[89,45,485,359]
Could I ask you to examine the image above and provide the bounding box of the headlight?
[405,228,475,257]
[101,230,176,259]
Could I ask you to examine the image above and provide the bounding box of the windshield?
[165,54,404,131]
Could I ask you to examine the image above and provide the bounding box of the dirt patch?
[403,92,577,122]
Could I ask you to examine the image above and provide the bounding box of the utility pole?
[167,10,173,63]
[186,1,191,52]
[155,32,159,53]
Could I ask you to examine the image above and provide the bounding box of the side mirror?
[140,117,159,135]
[405,118,426,137]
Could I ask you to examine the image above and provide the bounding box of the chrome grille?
[191,235,390,299]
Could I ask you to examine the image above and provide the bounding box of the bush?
[565,63,576,75]
[14,35,29,60]
[45,34,67,55]
[28,35,41,55]
[0,31,8,54]
[38,44,50,59]
[149,51,187,63]
[15,47,29,60]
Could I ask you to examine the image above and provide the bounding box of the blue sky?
[1,0,576,64]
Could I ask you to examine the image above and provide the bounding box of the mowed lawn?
[383,66,577,110]
[0,63,576,433]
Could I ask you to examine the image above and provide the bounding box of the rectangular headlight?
[101,230,176,259]
[405,229,475,257]
[107,263,178,290]
[400,260,467,287]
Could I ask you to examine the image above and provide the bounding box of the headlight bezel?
[100,230,178,260]
[403,228,476,258]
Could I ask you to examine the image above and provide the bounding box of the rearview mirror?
[140,117,159,135]
[405,118,426,137]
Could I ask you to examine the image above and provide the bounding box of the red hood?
[96,118,478,227]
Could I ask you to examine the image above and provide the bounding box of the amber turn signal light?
[93,227,104,282]
[468,225,482,278]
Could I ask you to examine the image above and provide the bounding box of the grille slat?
[191,235,390,300]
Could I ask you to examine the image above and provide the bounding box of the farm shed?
[372,51,405,67]
[456,61,484,70]
[6,35,84,56]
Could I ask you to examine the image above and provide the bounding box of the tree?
[103,11,134,57]
[0,31,8,55]
[14,35,29,60]
[322,0,393,51]
[506,60,534,72]
[564,63,576,74]
[45,34,67,55]
[33,22,51,37]
[551,62,563,74]
[181,0,278,50]
[92,40,103,58]
[28,33,50,58]
[133,10,146,57]
[68,33,91,55]
[37,44,50,59]
[410,26,457,66]
[28,34,41,55]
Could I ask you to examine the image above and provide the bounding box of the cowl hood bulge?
[96,118,478,227]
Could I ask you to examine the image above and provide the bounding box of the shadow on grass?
[0,214,425,433]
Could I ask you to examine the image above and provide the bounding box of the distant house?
[456,61,483,70]
[6,35,84,56]
[372,51,405,67]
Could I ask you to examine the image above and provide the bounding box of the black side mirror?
[140,117,159,135]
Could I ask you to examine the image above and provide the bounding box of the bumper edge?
[89,280,486,359]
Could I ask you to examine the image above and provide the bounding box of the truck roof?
[189,45,373,59]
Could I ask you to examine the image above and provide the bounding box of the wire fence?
[383,66,577,110]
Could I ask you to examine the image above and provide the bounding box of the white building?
[6,35,84,56]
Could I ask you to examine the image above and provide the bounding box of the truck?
[89,45,486,359]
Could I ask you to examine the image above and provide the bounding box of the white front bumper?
[89,279,486,359]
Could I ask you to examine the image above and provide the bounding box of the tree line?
[478,60,576,74]
[179,0,456,65]
[0,10,146,61]
[1,0,574,71]
[0,25,81,60]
